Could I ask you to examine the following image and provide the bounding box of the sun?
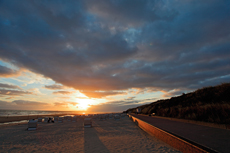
[77,98,94,110]
[78,101,90,110]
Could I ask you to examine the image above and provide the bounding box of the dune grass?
[127,83,230,124]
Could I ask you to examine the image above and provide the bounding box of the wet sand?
[0,116,180,153]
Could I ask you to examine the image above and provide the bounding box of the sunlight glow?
[76,98,95,110]
[78,101,90,110]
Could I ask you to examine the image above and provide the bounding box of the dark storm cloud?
[85,0,178,26]
[0,0,230,99]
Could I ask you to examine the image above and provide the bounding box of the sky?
[0,0,230,112]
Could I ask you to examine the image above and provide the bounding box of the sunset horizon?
[0,0,229,113]
[0,1,230,153]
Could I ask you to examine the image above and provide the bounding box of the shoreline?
[0,112,124,124]
[0,114,72,123]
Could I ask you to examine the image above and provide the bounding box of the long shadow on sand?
[84,126,110,153]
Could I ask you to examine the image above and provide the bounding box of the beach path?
[0,116,181,153]
[131,114,230,153]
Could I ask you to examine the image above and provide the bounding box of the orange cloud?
[80,90,126,98]
[53,91,75,95]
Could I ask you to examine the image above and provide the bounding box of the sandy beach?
[0,116,180,153]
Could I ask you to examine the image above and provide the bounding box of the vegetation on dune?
[126,83,230,124]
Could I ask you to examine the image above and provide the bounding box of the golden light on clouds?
[76,98,95,110]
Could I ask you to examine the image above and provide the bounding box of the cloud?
[143,97,158,101]
[0,65,19,77]
[80,91,125,98]
[53,91,74,95]
[0,100,11,107]
[0,100,50,110]
[87,100,145,113]
[53,101,78,110]
[45,84,65,90]
[0,99,78,110]
[85,0,178,26]
[162,89,184,98]
[87,103,133,113]
[0,0,229,99]
[125,97,135,100]
[54,101,78,107]
[29,88,44,95]
[12,100,49,106]
[76,97,90,99]
[0,83,21,89]
[87,98,155,112]
[0,89,32,96]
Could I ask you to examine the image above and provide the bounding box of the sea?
[0,109,82,125]
[0,109,80,117]
[0,110,120,125]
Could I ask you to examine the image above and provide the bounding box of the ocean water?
[0,109,80,117]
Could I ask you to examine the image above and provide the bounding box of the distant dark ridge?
[126,83,230,124]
